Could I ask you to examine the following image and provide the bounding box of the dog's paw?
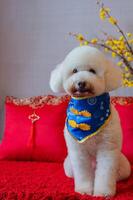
[75,184,93,195]
[94,186,116,197]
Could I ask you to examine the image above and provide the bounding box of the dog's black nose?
[78,81,86,89]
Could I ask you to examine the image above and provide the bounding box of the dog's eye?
[89,68,96,74]
[73,68,78,73]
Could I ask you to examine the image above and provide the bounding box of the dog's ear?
[105,59,122,92]
[50,63,64,93]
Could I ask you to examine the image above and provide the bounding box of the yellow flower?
[126,33,132,37]
[104,48,109,52]
[99,9,106,20]
[76,34,84,42]
[99,7,110,20]
[124,66,129,71]
[112,46,117,51]
[117,61,123,67]
[119,36,124,41]
[128,39,133,44]
[118,44,125,51]
[123,78,133,87]
[113,40,119,45]
[104,7,111,12]
[124,52,131,57]
[125,73,130,78]
[105,40,113,46]
[99,14,106,20]
[83,41,89,45]
[108,16,117,25]
[112,52,116,58]
[91,38,98,44]
[127,56,133,62]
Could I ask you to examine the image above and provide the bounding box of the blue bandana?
[66,93,111,143]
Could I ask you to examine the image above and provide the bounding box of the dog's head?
[50,46,122,97]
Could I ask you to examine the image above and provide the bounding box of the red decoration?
[28,112,40,148]
[28,112,40,123]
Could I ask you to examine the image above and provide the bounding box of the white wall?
[0,0,133,137]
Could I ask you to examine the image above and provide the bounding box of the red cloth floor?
[0,161,132,200]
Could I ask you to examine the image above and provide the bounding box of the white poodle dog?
[50,46,131,197]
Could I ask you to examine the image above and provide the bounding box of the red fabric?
[0,161,132,200]
[115,103,133,163]
[0,100,68,162]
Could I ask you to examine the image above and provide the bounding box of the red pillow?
[111,97,133,163]
[1,95,133,163]
[0,95,70,162]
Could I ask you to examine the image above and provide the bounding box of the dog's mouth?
[71,87,95,98]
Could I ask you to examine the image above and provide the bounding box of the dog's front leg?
[69,149,94,195]
[65,131,94,195]
[94,149,120,197]
[65,133,94,194]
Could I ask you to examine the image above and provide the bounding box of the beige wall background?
[0,0,133,137]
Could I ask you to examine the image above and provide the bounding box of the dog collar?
[66,93,111,143]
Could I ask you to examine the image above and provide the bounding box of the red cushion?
[111,97,133,163]
[115,104,133,163]
[0,95,133,163]
[0,161,133,199]
[0,95,69,162]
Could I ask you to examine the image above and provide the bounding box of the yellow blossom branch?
[98,1,133,55]
[115,23,133,55]
[106,37,133,73]
[69,32,133,74]
[70,0,133,86]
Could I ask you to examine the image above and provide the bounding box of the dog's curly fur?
[50,46,131,197]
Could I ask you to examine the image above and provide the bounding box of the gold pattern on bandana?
[68,120,91,131]
[70,108,92,117]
